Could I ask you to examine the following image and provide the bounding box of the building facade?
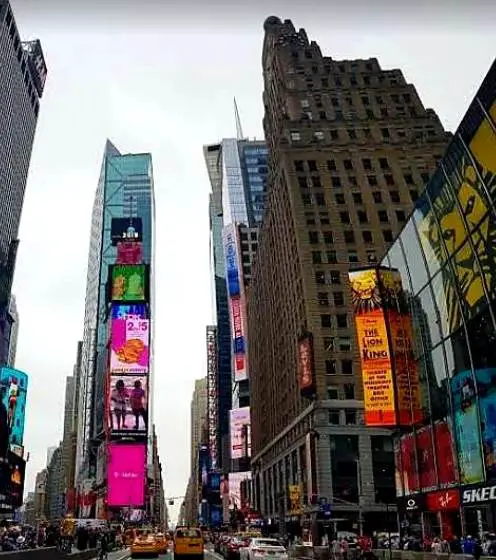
[76,141,155,485]
[45,444,65,522]
[363,60,496,540]
[0,0,46,364]
[248,17,452,533]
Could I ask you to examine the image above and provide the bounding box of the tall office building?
[0,1,47,363]
[190,378,208,475]
[76,140,155,486]
[247,17,451,532]
[204,138,268,474]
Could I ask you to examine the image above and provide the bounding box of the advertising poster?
[111,304,147,320]
[451,370,484,484]
[288,484,302,515]
[0,451,25,508]
[434,421,458,485]
[399,433,419,495]
[107,443,146,507]
[394,441,403,496]
[111,264,147,302]
[110,315,149,374]
[198,445,210,489]
[416,425,436,490]
[111,217,143,245]
[228,471,251,508]
[349,269,396,426]
[0,367,28,448]
[298,334,315,396]
[479,392,496,478]
[116,241,143,265]
[108,375,148,435]
[230,295,247,381]
[222,224,241,297]
[230,407,251,459]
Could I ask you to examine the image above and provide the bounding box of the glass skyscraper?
[76,141,155,482]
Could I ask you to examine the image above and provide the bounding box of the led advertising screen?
[298,333,315,396]
[198,445,210,489]
[111,304,147,320]
[399,433,419,495]
[0,451,25,508]
[451,370,484,484]
[0,367,28,448]
[230,407,251,459]
[110,265,147,302]
[228,471,251,508]
[110,315,149,374]
[222,224,241,297]
[349,269,396,426]
[230,295,247,382]
[109,375,148,435]
[111,217,143,246]
[107,443,146,507]
[117,241,143,265]
[434,421,458,485]
[416,425,436,491]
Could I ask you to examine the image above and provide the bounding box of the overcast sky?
[9,0,494,523]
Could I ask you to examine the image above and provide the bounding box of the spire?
[234,97,244,140]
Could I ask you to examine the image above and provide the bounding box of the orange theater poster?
[349,269,396,426]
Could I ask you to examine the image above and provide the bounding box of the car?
[155,533,168,555]
[131,533,160,558]
[174,527,204,560]
[239,538,288,560]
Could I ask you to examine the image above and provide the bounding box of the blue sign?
[223,226,240,297]
[0,367,28,447]
[210,505,222,526]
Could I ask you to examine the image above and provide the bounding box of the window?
[379,157,389,169]
[330,130,339,140]
[307,218,316,225]
[368,175,378,186]
[321,217,330,225]
[348,251,359,263]
[324,337,334,351]
[367,250,377,263]
[378,210,389,223]
[332,177,342,188]
[383,229,394,242]
[362,231,373,243]
[344,230,355,243]
[372,191,383,204]
[410,189,419,201]
[381,128,390,139]
[352,193,363,204]
[335,193,346,204]
[331,97,339,107]
[329,411,340,425]
[345,411,357,425]
[319,111,327,120]
[390,190,400,203]
[327,386,339,400]
[344,159,353,170]
[396,210,406,222]
[330,271,341,284]
[344,383,355,399]
[376,95,384,104]
[404,93,412,103]
[357,210,368,223]
[348,129,357,140]
[380,107,388,118]
[321,315,332,328]
[290,131,301,141]
[327,251,337,264]
[337,315,348,328]
[404,173,414,185]
[314,131,325,140]
[308,160,317,172]
[385,174,395,186]
[341,359,353,374]
[302,193,311,205]
[312,251,322,264]
[325,359,336,373]
[315,271,326,284]
[298,177,308,189]
[323,231,333,244]
[340,211,350,224]
[318,292,329,306]
[315,193,326,206]
[334,292,345,306]
[294,160,304,172]
[327,160,336,171]
[309,231,319,244]
[339,337,352,352]
[349,176,357,186]
[361,96,369,106]
[311,176,322,188]
[362,158,372,170]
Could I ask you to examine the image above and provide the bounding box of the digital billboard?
[433,421,458,485]
[107,443,146,507]
[298,333,315,397]
[111,217,143,246]
[117,241,143,265]
[399,433,419,495]
[198,445,210,489]
[0,367,28,448]
[230,295,247,381]
[111,304,147,320]
[110,315,149,374]
[110,265,147,302]
[416,425,436,491]
[0,451,25,508]
[108,375,148,435]
[222,224,241,297]
[228,471,251,508]
[349,269,396,426]
[230,407,251,459]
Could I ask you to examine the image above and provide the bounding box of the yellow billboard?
[288,484,302,516]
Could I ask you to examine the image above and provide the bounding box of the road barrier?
[0,547,98,560]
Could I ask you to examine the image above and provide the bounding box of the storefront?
[397,495,424,538]
[424,490,461,539]
[461,483,496,536]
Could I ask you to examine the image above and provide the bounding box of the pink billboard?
[116,241,143,265]
[230,407,251,459]
[110,316,150,374]
[107,443,146,507]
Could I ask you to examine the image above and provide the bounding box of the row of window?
[325,357,353,374]
[301,91,413,109]
[287,66,403,90]
[300,105,423,122]
[321,313,349,329]
[310,228,394,245]
[329,410,358,426]
[327,383,355,400]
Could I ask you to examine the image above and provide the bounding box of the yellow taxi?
[173,527,204,560]
[131,530,160,558]
[154,533,168,555]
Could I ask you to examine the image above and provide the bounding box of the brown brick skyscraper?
[247,17,451,531]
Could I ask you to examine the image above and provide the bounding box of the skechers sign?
[223,225,241,297]
[462,485,496,505]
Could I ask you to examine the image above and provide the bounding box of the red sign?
[434,421,458,485]
[426,489,460,512]
[298,335,315,392]
[399,433,419,494]
[116,241,143,264]
[231,297,243,338]
[417,426,436,490]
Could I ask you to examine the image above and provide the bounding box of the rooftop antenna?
[234,97,244,140]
